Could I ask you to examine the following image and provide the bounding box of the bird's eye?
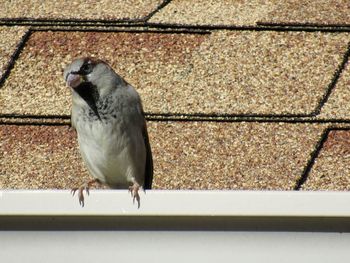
[80,62,93,75]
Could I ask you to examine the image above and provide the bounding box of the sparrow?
[63,57,153,207]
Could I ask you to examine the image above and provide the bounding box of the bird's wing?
[142,121,153,189]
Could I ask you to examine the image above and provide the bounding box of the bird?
[63,57,153,208]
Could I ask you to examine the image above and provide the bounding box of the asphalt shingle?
[0,125,88,189]
[149,0,273,26]
[0,26,28,81]
[0,0,163,21]
[0,123,324,190]
[150,0,350,26]
[260,0,350,26]
[319,61,350,119]
[1,1,350,192]
[304,130,350,190]
[1,30,348,116]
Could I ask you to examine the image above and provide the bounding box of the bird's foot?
[129,183,141,208]
[71,179,100,207]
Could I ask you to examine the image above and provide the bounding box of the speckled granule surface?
[1,31,349,116]
[150,0,350,26]
[0,123,324,190]
[1,1,350,192]
[150,122,325,190]
[0,0,163,20]
[303,130,350,190]
[260,0,350,26]
[0,26,28,80]
[0,31,206,116]
[319,62,350,119]
[149,0,273,26]
[0,125,89,189]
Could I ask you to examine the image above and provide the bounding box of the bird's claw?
[71,179,100,207]
[129,184,140,208]
[71,188,78,196]
[71,185,89,207]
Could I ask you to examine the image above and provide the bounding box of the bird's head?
[64,57,122,99]
[64,57,127,119]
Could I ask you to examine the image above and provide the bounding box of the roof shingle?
[1,1,350,192]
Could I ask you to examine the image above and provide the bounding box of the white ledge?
[1,189,350,216]
[1,190,350,232]
[2,190,350,262]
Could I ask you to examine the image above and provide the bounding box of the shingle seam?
[0,113,324,120]
[1,20,350,33]
[3,114,350,122]
[0,21,134,27]
[143,0,173,22]
[293,128,330,190]
[3,115,350,125]
[31,26,211,34]
[0,121,70,126]
[257,22,350,29]
[312,42,350,115]
[293,127,350,190]
[143,22,350,33]
[0,29,31,88]
[0,17,144,24]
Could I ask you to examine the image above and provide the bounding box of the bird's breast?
[71,89,144,187]
[75,115,132,187]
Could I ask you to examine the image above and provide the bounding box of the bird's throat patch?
[75,82,101,120]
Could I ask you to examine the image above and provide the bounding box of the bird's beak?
[66,73,83,89]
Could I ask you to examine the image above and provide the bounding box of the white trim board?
[1,190,350,262]
[1,231,349,263]
[1,190,350,216]
[1,190,350,231]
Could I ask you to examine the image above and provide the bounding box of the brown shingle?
[303,130,350,190]
[0,26,28,80]
[1,1,350,193]
[150,0,350,26]
[261,0,350,26]
[1,122,324,190]
[0,31,207,116]
[0,125,89,189]
[151,122,324,190]
[319,61,350,119]
[1,31,348,117]
[149,0,273,26]
[1,0,163,20]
